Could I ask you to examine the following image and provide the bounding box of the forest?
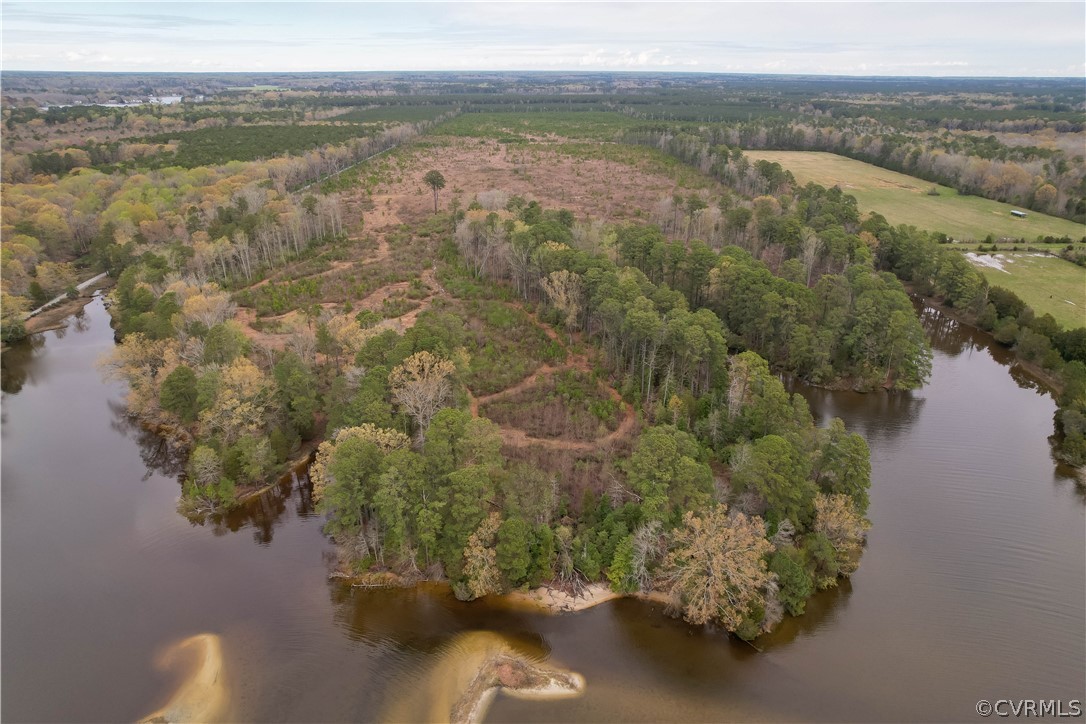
[2,72,1084,637]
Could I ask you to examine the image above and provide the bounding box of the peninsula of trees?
[2,72,1083,636]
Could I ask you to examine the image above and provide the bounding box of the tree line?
[622,121,1086,224]
[870,217,1086,466]
[617,124,1086,466]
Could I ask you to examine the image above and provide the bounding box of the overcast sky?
[3,2,1083,77]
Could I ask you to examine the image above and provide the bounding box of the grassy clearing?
[745,150,1086,242]
[370,136,695,226]
[966,252,1086,329]
[553,142,715,190]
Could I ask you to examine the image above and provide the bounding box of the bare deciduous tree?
[813,493,870,578]
[540,269,583,342]
[800,227,824,287]
[660,506,774,630]
[629,521,663,592]
[388,351,455,443]
[463,512,503,600]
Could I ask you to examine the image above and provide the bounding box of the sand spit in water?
[139,633,227,724]
[381,631,584,724]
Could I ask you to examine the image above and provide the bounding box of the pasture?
[745,150,1086,242]
[965,252,1085,329]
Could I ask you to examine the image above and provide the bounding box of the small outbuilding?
[1010,210,1028,218]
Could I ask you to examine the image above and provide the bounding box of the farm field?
[965,252,1086,329]
[745,150,1086,242]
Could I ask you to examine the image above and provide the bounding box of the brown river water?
[2,296,1083,722]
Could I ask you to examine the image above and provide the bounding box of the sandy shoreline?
[337,562,681,614]
[503,582,675,614]
[503,581,673,616]
[24,280,113,336]
[503,582,624,612]
[336,571,675,616]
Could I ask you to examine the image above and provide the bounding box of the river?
[2,296,1083,722]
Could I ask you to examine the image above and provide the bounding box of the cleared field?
[965,252,1086,329]
[352,136,710,228]
[745,150,1086,242]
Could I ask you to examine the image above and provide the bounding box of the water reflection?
[214,470,318,545]
[108,399,188,481]
[796,303,1069,482]
[0,334,46,394]
[791,383,928,447]
[758,578,853,650]
[1008,364,1051,394]
[176,469,319,544]
[330,582,551,655]
[920,306,971,357]
[919,304,1056,397]
[105,382,319,544]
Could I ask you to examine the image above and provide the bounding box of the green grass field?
[745,150,1086,242]
[966,252,1086,329]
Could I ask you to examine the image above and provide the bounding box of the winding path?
[231,192,634,453]
[465,301,638,452]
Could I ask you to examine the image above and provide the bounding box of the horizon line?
[3,68,1084,80]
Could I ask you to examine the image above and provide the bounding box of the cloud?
[3,4,240,30]
[1,1,1083,76]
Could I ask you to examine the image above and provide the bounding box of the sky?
[2,1,1084,77]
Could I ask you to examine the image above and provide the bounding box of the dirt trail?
[355,266,445,335]
[493,399,636,452]
[231,135,648,453]
[235,265,445,351]
[234,209,406,349]
[234,307,290,351]
[367,201,404,231]
[248,229,388,291]
[467,299,638,453]
[469,365,559,416]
